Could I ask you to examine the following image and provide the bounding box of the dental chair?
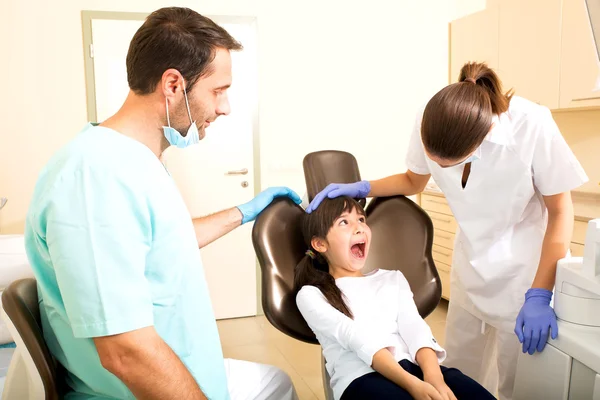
[1,278,66,399]
[252,150,442,400]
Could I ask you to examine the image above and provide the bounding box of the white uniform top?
[296,269,446,400]
[406,96,589,332]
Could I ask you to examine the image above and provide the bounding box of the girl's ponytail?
[294,249,353,319]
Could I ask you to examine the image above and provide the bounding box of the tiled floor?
[217,300,449,400]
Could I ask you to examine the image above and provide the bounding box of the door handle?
[225,168,248,175]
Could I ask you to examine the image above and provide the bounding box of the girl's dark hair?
[421,61,514,160]
[294,196,366,319]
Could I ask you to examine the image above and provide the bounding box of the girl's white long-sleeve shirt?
[296,269,446,400]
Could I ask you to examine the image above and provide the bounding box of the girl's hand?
[430,381,457,400]
[407,378,444,400]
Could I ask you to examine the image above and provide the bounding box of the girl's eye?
[339,219,348,226]
[359,217,366,223]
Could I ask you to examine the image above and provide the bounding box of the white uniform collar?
[484,114,513,146]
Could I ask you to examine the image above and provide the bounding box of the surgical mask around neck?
[455,146,481,166]
[162,81,199,149]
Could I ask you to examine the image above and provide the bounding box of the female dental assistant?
[306,62,588,400]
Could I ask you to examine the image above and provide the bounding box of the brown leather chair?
[1,278,66,399]
[252,150,442,399]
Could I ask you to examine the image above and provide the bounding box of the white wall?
[450,0,488,20]
[0,0,451,233]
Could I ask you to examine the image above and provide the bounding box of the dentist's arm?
[515,191,574,354]
[369,170,431,197]
[193,187,301,248]
[305,171,430,213]
[193,208,242,248]
[94,327,206,399]
[531,191,574,291]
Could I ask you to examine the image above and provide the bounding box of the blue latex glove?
[514,288,558,355]
[305,181,371,213]
[237,186,301,224]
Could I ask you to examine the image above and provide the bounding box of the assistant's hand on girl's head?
[305,181,370,213]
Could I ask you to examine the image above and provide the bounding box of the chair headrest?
[302,150,363,204]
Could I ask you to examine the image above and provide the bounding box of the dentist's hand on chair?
[237,186,302,224]
[305,181,371,213]
[514,288,558,355]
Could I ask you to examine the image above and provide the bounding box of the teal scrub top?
[24,123,229,399]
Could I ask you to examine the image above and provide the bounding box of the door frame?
[81,10,265,315]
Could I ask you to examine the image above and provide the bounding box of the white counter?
[0,235,34,345]
[0,235,33,291]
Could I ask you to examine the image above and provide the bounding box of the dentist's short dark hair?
[126,7,243,95]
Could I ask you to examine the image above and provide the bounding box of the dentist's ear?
[160,69,184,99]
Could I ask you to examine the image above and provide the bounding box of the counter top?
[572,191,600,222]
[421,189,600,222]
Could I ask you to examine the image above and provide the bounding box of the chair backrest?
[251,198,318,344]
[1,278,64,399]
[362,196,441,316]
[252,150,442,343]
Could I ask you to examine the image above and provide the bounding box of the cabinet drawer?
[572,220,588,245]
[570,242,585,257]
[433,229,455,250]
[421,194,452,215]
[438,266,451,300]
[428,211,458,233]
[433,244,453,266]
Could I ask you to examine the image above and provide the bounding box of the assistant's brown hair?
[294,196,366,319]
[126,7,243,95]
[421,62,514,160]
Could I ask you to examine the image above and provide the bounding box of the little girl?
[294,196,495,400]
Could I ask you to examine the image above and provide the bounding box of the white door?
[89,15,259,320]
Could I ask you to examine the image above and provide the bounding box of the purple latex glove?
[305,181,371,213]
[514,288,558,355]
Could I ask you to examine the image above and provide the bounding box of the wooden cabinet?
[559,0,600,109]
[449,4,499,83]
[571,219,591,257]
[419,192,455,300]
[450,0,600,111]
[498,0,562,109]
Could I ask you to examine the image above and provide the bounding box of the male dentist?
[24,7,299,400]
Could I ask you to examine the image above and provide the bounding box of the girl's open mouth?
[350,242,366,259]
